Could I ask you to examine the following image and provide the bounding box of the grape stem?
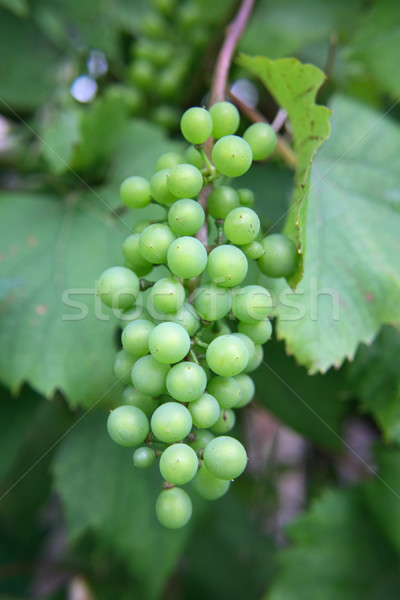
[209,0,256,106]
[228,90,298,168]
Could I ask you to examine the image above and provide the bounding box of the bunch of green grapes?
[98,101,298,529]
[127,0,232,128]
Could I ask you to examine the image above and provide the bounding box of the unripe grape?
[180,107,213,145]
[243,122,277,160]
[231,285,272,323]
[203,435,247,480]
[151,401,192,443]
[122,234,153,271]
[206,335,249,377]
[258,234,299,278]
[120,176,151,208]
[122,387,157,416]
[156,487,192,529]
[224,207,260,245]
[207,186,240,219]
[211,135,252,177]
[166,361,207,403]
[166,163,203,198]
[152,105,180,130]
[185,145,203,169]
[131,355,170,396]
[166,302,200,336]
[114,350,137,385]
[241,241,264,260]
[150,277,186,314]
[128,59,156,90]
[150,169,176,205]
[133,446,156,469]
[193,283,232,321]
[189,429,214,453]
[206,245,248,288]
[149,322,190,364]
[122,319,155,357]
[192,464,230,500]
[159,443,198,485]
[168,198,205,236]
[107,405,149,447]
[97,266,140,310]
[237,188,255,207]
[209,101,240,139]
[211,408,236,433]
[155,151,185,171]
[233,374,255,408]
[237,319,272,345]
[188,393,220,428]
[207,376,242,409]
[243,343,263,373]
[139,223,176,264]
[167,236,208,279]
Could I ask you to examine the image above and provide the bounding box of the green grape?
[223,207,260,245]
[149,169,176,205]
[155,151,186,171]
[203,435,247,480]
[139,223,176,264]
[234,374,255,408]
[231,285,272,323]
[188,393,220,428]
[122,234,153,271]
[122,386,157,416]
[189,429,214,453]
[133,38,173,67]
[167,236,208,279]
[151,401,192,443]
[166,302,200,336]
[120,176,151,208]
[211,408,236,433]
[105,84,145,114]
[237,319,272,345]
[158,62,188,100]
[258,234,299,278]
[193,283,232,321]
[209,101,240,139]
[133,219,152,233]
[149,277,186,314]
[122,319,155,357]
[166,361,207,403]
[207,376,242,409]
[241,241,264,260]
[243,122,277,160]
[159,443,198,485]
[166,163,203,198]
[107,405,149,447]
[232,332,256,360]
[168,198,205,236]
[155,487,192,529]
[151,0,176,18]
[133,446,156,469]
[140,11,166,38]
[243,343,263,373]
[180,107,213,145]
[206,245,248,288]
[191,464,230,500]
[149,322,190,364]
[185,145,204,169]
[211,135,252,177]
[206,334,249,377]
[151,105,180,130]
[198,321,231,344]
[128,59,156,90]
[207,186,240,220]
[114,350,137,385]
[237,188,255,207]
[98,266,140,310]
[131,355,170,396]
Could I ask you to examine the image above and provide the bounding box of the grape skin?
[156,487,192,529]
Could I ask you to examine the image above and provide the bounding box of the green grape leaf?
[0,192,127,407]
[264,95,400,373]
[253,338,347,450]
[239,55,331,286]
[0,10,60,111]
[267,488,400,600]
[347,326,400,443]
[345,0,400,99]
[53,411,190,600]
[40,107,81,174]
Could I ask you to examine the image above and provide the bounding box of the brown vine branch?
[209,0,256,107]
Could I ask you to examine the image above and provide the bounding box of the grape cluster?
[98,101,298,529]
